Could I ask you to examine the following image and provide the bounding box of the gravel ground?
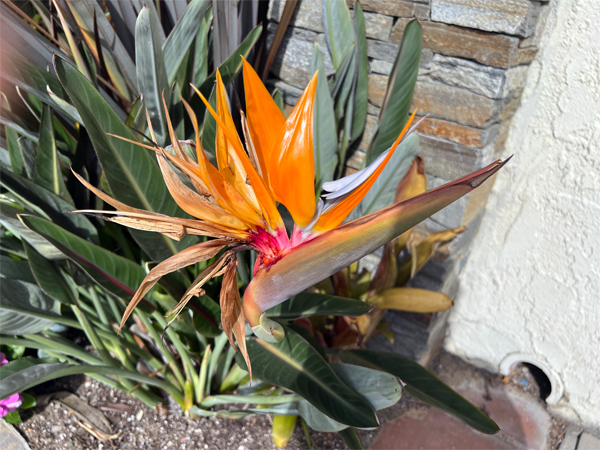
[15,375,344,450]
[13,351,566,450]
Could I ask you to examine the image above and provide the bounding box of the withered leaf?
[220,259,251,382]
[120,239,229,330]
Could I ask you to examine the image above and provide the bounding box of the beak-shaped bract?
[243,157,510,339]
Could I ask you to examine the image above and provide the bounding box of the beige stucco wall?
[445,0,600,432]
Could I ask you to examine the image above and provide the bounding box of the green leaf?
[349,134,419,221]
[23,241,76,304]
[34,105,72,203]
[311,44,338,190]
[20,392,36,409]
[192,16,210,87]
[0,109,38,143]
[20,215,148,301]
[322,0,355,72]
[0,203,64,260]
[4,410,22,424]
[163,0,210,85]
[336,350,500,434]
[0,279,60,335]
[191,296,221,337]
[201,87,217,154]
[350,3,368,143]
[0,166,98,244]
[266,292,372,320]
[0,358,181,401]
[237,327,378,429]
[192,25,263,121]
[54,56,195,260]
[298,363,401,432]
[65,0,136,100]
[1,94,23,175]
[367,19,422,164]
[47,86,82,123]
[17,137,36,179]
[125,96,145,132]
[339,428,363,450]
[272,88,284,113]
[135,6,170,147]
[0,255,36,284]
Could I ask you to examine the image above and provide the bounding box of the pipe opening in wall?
[521,363,552,401]
[499,353,564,405]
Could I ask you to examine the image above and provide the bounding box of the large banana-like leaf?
[237,327,379,429]
[163,0,210,85]
[266,292,371,320]
[322,0,355,72]
[0,279,61,335]
[135,7,170,147]
[33,105,72,203]
[337,350,500,434]
[298,363,401,432]
[54,56,196,260]
[367,20,422,164]
[20,215,148,302]
[311,44,338,190]
[349,134,420,221]
[0,166,97,243]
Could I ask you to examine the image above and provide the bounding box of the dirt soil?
[15,375,344,450]
[13,351,566,450]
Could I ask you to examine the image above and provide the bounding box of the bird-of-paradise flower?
[74,58,508,374]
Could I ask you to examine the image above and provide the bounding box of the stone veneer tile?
[357,114,378,152]
[361,11,393,41]
[367,102,381,116]
[366,39,400,63]
[391,20,521,69]
[358,0,417,17]
[425,54,509,99]
[417,117,500,148]
[367,73,388,107]
[418,134,495,180]
[268,0,324,33]
[431,0,544,38]
[412,81,503,128]
[370,59,393,75]
[268,33,333,89]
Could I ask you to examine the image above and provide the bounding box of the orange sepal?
[268,72,318,228]
[242,58,286,185]
[214,71,261,213]
[192,81,284,231]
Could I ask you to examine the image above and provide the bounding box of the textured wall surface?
[445,0,600,432]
